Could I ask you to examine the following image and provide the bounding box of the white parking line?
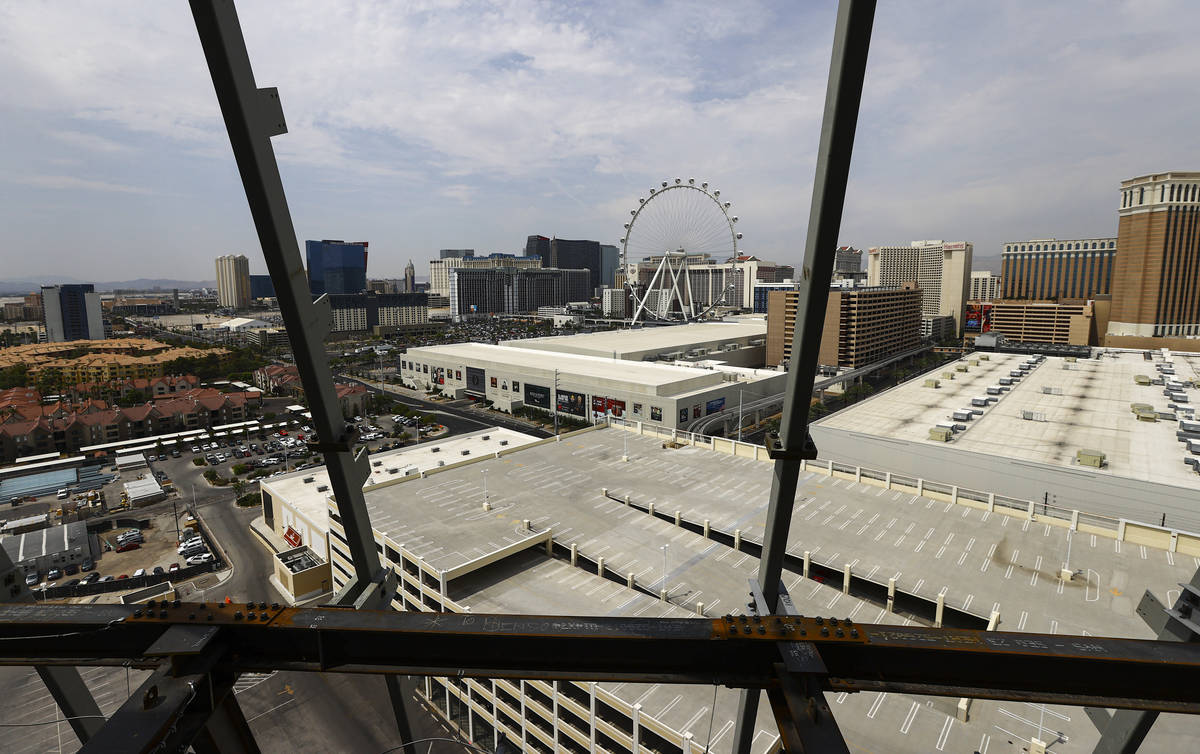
[935,716,953,750]
[867,692,887,718]
[900,701,919,734]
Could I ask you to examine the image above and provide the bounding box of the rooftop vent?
[460,450,470,456]
[482,434,490,441]
[431,447,440,453]
[316,484,329,492]
[499,440,508,446]
[437,460,445,467]
[387,468,398,474]
[372,460,382,467]
[302,476,314,484]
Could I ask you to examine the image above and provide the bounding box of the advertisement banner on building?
[705,397,726,415]
[466,367,486,394]
[591,396,628,419]
[556,389,587,417]
[943,241,966,251]
[524,383,551,409]
[965,303,992,333]
[679,408,689,424]
[650,407,662,421]
[284,526,302,548]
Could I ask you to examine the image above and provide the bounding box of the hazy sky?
[2,1,1198,282]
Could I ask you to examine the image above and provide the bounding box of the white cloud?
[6,173,152,194]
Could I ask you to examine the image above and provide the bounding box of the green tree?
[0,364,29,390]
[231,479,247,498]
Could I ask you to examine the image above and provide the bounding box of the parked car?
[80,573,100,585]
[64,563,80,575]
[192,445,201,454]
[65,578,81,587]
[133,568,146,577]
[153,566,165,575]
[24,573,39,586]
[99,575,115,583]
[47,568,62,581]
[171,448,181,458]
[186,553,215,566]
[81,558,94,571]
[115,542,140,553]
[157,454,167,461]
[117,574,129,580]
[168,563,180,572]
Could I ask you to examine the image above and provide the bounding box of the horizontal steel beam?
[2,603,1199,713]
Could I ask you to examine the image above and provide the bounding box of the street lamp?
[660,544,669,600]
[481,468,489,511]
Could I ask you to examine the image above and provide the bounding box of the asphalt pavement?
[346,375,553,439]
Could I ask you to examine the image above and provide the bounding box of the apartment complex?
[1108,171,1200,338]
[986,301,1095,345]
[999,238,1116,300]
[0,339,228,382]
[214,254,251,309]
[766,284,922,368]
[867,240,972,334]
[448,267,590,321]
[41,284,104,342]
[252,364,368,417]
[0,387,257,464]
[305,239,368,296]
[969,271,1003,302]
[428,253,543,297]
[327,292,428,334]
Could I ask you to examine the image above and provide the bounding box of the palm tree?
[231,479,247,499]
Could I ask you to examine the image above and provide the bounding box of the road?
[345,375,554,439]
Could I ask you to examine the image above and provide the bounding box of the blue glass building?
[306,240,369,296]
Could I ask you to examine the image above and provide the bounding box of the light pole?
[660,544,669,598]
[621,413,629,462]
[553,369,560,435]
[481,468,489,510]
[737,389,744,442]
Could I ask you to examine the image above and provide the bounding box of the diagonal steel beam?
[188,0,408,744]
[732,1,876,751]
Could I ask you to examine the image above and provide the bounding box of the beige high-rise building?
[868,240,972,334]
[428,254,542,296]
[1108,171,1200,338]
[969,271,1003,302]
[215,254,251,310]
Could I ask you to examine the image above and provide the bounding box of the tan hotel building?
[767,284,922,369]
[1108,171,1200,339]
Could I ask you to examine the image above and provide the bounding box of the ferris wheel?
[619,178,742,324]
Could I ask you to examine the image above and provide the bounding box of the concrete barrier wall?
[810,425,1200,533]
[607,418,1199,555]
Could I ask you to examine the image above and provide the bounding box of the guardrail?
[607,417,1200,556]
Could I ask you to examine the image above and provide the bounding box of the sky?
[1,0,1198,282]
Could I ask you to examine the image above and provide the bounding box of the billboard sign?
[466,367,486,394]
[524,383,551,409]
[284,526,302,548]
[706,397,726,414]
[591,396,627,419]
[556,389,587,417]
[964,303,992,333]
[943,241,966,251]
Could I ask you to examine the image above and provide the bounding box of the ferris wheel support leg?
[683,257,697,318]
[731,2,876,754]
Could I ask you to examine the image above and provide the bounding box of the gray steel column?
[731,2,876,752]
[1090,566,1200,753]
[189,0,408,743]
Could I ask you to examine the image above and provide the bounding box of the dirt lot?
[92,509,195,580]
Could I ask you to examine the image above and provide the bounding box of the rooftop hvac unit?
[431,447,440,453]
[316,484,329,492]
[1042,386,1063,395]
[437,460,445,467]
[724,343,739,351]
[302,477,314,484]
[460,450,470,456]
[750,339,765,346]
[372,460,382,467]
[482,435,490,441]
[387,468,398,474]
[405,468,419,476]
[499,440,508,446]
[1021,410,1046,422]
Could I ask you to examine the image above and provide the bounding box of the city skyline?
[2,2,1199,281]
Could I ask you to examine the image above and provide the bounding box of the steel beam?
[4,604,1200,713]
[188,0,410,746]
[734,1,876,751]
[1090,568,1200,753]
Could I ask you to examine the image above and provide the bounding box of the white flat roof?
[818,350,1200,489]
[124,476,163,499]
[407,342,731,393]
[502,319,766,359]
[262,427,541,529]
